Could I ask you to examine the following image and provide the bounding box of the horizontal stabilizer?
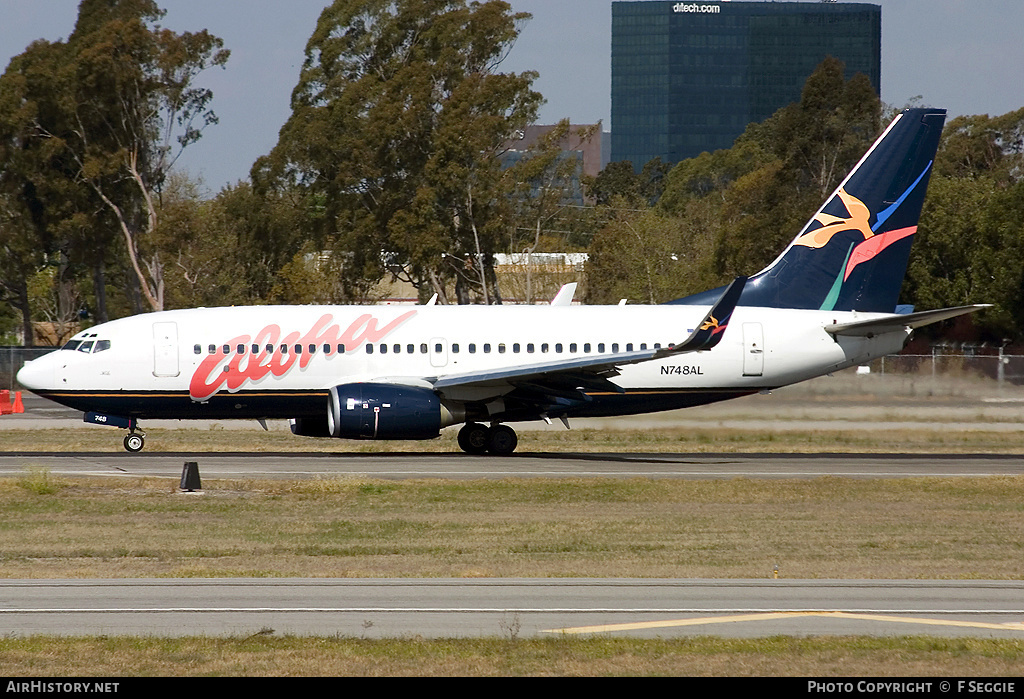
[824,305,991,337]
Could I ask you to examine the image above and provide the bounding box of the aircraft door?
[742,322,764,377]
[153,321,180,377]
[429,337,448,368]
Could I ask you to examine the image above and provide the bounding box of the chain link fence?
[866,351,1024,387]
[2,347,58,391]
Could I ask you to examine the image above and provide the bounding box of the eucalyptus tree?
[255,0,543,303]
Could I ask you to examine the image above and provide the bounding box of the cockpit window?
[77,341,95,353]
[62,340,82,351]
[94,340,111,353]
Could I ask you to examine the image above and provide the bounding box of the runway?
[4,395,1023,641]
[3,578,1023,639]
[1,450,1023,480]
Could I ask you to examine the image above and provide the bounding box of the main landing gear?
[457,422,518,455]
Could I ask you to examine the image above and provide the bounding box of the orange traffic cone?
[0,390,10,415]
[12,391,24,414]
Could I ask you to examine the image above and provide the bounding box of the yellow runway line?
[544,611,1024,635]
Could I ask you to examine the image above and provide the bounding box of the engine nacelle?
[289,416,331,438]
[326,383,460,440]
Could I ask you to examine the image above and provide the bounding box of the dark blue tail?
[671,108,946,312]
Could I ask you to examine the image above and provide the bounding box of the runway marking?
[545,611,1024,635]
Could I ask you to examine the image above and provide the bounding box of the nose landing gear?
[84,412,146,452]
[123,430,146,453]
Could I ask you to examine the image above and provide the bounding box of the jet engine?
[326,383,462,440]
[289,416,332,438]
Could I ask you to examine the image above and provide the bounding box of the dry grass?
[2,475,1023,580]
[1,635,1023,676]
[3,423,1024,453]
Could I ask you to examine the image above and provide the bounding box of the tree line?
[585,57,1024,344]
[2,1,1022,347]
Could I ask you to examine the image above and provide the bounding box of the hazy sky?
[2,0,1023,192]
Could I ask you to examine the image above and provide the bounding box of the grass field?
[4,373,1024,675]
[3,636,1024,677]
[5,421,1024,454]
[4,473,1023,580]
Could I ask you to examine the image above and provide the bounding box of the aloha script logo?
[189,311,416,401]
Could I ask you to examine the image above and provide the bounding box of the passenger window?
[338,344,346,354]
[541,343,548,353]
[408,344,415,354]
[222,344,231,354]
[555,343,563,353]
[468,343,476,354]
[498,343,506,354]
[294,344,302,355]
[598,343,605,352]
[452,344,459,353]
[434,343,442,353]
[626,343,633,351]
[251,344,260,354]
[612,343,619,353]
[309,344,317,354]
[513,343,520,353]
[527,343,535,353]
[420,343,428,353]
[237,344,246,354]
[194,344,202,355]
[209,344,216,354]
[281,344,288,354]
[393,344,400,354]
[483,343,491,353]
[584,343,592,352]
[570,343,577,353]
[366,344,373,354]
[379,344,387,354]
[640,343,647,350]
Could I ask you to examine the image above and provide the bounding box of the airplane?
[17,108,988,455]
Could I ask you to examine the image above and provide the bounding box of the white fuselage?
[18,303,909,424]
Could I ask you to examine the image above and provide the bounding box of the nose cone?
[17,356,53,392]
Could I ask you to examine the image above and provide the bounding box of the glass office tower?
[611,1,881,168]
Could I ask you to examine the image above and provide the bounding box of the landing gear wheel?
[457,423,490,455]
[486,424,518,455]
[123,433,145,453]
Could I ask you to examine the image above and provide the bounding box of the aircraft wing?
[428,277,747,393]
[824,304,991,337]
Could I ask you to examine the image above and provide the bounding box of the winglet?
[661,276,747,355]
[549,283,577,306]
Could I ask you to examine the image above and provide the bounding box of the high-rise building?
[611,1,881,168]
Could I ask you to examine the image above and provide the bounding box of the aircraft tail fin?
[671,108,947,312]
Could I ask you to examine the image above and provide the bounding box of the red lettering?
[188,311,417,401]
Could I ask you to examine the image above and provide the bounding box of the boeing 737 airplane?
[17,108,988,454]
